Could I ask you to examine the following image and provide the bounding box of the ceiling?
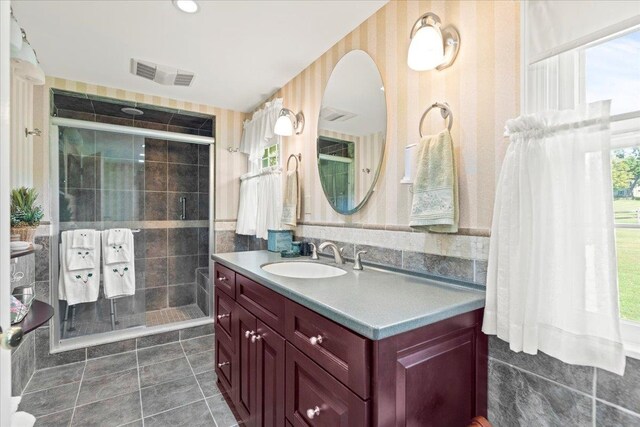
[12,0,387,113]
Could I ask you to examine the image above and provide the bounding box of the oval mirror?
[317,50,386,215]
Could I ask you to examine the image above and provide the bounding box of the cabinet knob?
[251,334,262,343]
[306,406,320,419]
[0,326,23,350]
[217,361,229,368]
[217,276,227,282]
[216,313,230,320]
[309,335,323,346]
[245,330,255,339]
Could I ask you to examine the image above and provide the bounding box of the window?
[581,28,640,356]
[260,143,279,170]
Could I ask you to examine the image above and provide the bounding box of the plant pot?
[10,226,37,244]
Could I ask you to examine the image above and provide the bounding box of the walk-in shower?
[49,90,215,351]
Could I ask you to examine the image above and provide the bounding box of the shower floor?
[62,304,207,339]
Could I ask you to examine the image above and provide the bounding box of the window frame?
[580,28,640,358]
[526,25,640,358]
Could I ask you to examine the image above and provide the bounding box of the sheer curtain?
[483,101,626,375]
[236,99,284,238]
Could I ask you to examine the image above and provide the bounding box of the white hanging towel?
[281,169,299,227]
[107,228,128,245]
[59,230,101,305]
[101,229,136,299]
[66,248,96,271]
[104,242,131,265]
[71,229,96,249]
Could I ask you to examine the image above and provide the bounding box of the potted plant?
[10,187,44,243]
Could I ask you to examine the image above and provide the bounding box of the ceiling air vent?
[320,107,356,122]
[130,59,195,87]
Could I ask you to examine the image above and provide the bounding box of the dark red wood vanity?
[214,262,487,427]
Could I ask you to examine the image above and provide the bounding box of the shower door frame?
[49,117,216,353]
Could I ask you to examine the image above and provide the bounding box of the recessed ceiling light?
[173,0,199,14]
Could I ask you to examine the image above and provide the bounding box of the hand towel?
[107,228,127,245]
[58,231,101,305]
[71,229,95,249]
[66,248,96,271]
[409,129,459,233]
[104,243,131,265]
[101,229,136,299]
[281,170,300,227]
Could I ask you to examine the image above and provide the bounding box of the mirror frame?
[316,49,387,216]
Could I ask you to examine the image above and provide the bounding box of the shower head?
[121,107,144,116]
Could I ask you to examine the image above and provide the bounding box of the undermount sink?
[261,261,347,279]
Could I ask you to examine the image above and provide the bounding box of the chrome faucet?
[318,241,345,264]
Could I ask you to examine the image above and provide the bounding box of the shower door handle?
[179,197,186,220]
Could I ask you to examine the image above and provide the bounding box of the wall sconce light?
[407,12,460,71]
[274,108,305,136]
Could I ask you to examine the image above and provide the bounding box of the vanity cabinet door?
[255,320,285,427]
[286,344,369,427]
[233,304,257,426]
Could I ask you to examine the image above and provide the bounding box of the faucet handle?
[309,243,319,260]
[353,250,367,270]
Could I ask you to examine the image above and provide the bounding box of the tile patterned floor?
[19,334,240,427]
[63,305,206,338]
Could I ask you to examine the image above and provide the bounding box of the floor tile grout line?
[594,397,640,419]
[179,339,219,427]
[135,347,145,427]
[68,359,87,426]
[592,369,597,426]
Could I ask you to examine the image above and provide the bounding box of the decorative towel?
[71,229,95,249]
[409,129,458,233]
[59,230,101,305]
[101,229,136,299]
[104,243,131,265]
[66,248,96,271]
[107,228,127,245]
[281,170,300,227]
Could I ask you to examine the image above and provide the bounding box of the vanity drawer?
[214,263,236,298]
[285,300,371,399]
[215,290,234,339]
[215,325,235,396]
[236,273,286,335]
[286,344,369,427]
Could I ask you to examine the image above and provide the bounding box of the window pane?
[585,30,640,115]
[612,148,640,224]
[616,228,640,322]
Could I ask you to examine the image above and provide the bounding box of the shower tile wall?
[59,132,210,319]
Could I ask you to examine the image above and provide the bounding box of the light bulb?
[407,25,444,71]
[274,114,294,136]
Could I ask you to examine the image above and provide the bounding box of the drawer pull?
[309,335,324,345]
[216,313,230,320]
[217,276,227,282]
[217,361,229,368]
[306,406,321,419]
[251,334,263,343]
[245,330,255,339]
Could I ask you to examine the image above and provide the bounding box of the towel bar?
[419,102,453,137]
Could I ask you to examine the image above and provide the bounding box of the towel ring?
[419,102,453,137]
[287,153,301,172]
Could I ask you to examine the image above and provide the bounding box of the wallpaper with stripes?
[275,0,520,232]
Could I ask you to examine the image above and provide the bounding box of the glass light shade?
[10,18,22,52]
[274,114,294,136]
[11,41,38,66]
[407,25,444,71]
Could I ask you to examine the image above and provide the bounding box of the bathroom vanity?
[212,251,487,427]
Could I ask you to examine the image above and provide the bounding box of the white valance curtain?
[239,98,283,171]
[483,101,626,375]
[236,99,284,239]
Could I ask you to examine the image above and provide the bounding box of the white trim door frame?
[0,0,14,425]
